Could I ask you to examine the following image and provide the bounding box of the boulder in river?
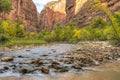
[20,68,28,74]
[3,66,9,70]
[0,57,14,62]
[59,67,68,72]
[72,64,82,69]
[41,67,49,74]
[21,58,41,64]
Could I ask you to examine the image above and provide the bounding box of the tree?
[0,0,12,19]
[114,11,120,26]
[91,0,120,43]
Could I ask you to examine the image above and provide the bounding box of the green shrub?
[0,34,10,43]
[39,28,50,39]
[0,0,11,13]
[90,17,106,28]
[0,20,16,37]
[25,32,38,39]
[114,11,120,26]
[15,23,25,37]
[43,31,56,42]
[53,25,62,41]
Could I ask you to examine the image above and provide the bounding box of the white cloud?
[32,0,58,12]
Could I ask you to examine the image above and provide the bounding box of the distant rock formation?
[38,0,66,31]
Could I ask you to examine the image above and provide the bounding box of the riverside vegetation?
[0,11,120,46]
[0,0,120,46]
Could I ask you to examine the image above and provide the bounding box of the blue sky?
[32,0,58,13]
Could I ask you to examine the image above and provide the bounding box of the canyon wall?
[1,0,120,31]
[66,0,120,27]
[39,0,120,30]
[38,0,66,30]
[6,0,38,31]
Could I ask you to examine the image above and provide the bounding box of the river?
[0,42,120,80]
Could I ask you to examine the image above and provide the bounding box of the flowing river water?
[0,42,120,80]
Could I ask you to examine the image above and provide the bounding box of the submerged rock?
[20,68,29,74]
[26,49,31,51]
[0,69,4,73]
[3,66,9,70]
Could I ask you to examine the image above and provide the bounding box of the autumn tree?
[91,0,120,44]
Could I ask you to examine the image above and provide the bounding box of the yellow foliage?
[1,20,16,37]
[73,28,81,39]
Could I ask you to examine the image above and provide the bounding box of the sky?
[32,0,58,13]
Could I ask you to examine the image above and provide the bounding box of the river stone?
[51,49,56,52]
[0,69,4,73]
[0,53,4,57]
[21,61,32,64]
[66,61,73,64]
[41,67,49,74]
[20,68,28,74]
[50,64,61,70]
[59,58,69,63]
[52,61,59,65]
[41,54,48,57]
[21,58,41,64]
[3,66,9,70]
[31,58,40,64]
[0,57,13,62]
[76,48,82,51]
[59,68,68,72]
[92,60,100,66]
[26,49,30,51]
[18,55,24,58]
[72,65,82,69]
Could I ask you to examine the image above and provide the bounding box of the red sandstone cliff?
[66,0,120,27]
[7,0,38,31]
[38,0,66,30]
[1,0,120,31]
[38,0,120,31]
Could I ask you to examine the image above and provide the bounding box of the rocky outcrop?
[6,0,38,31]
[66,0,120,27]
[38,0,66,30]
